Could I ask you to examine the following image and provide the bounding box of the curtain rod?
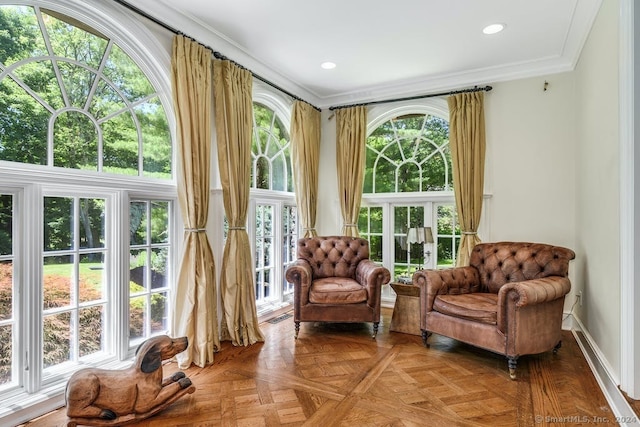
[111,0,322,112]
[328,85,493,111]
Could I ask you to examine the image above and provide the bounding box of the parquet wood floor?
[23,308,633,426]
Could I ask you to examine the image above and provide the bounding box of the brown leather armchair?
[285,236,391,339]
[413,242,575,379]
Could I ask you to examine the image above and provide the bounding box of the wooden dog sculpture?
[65,335,195,426]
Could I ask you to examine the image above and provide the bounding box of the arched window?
[359,106,461,294]
[0,6,171,177]
[364,114,452,193]
[251,102,293,192]
[0,3,175,410]
[249,99,296,313]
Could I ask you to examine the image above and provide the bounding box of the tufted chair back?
[297,236,370,279]
[469,242,576,294]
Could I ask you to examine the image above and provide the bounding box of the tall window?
[0,3,175,413]
[359,108,460,301]
[129,200,171,346]
[250,101,297,313]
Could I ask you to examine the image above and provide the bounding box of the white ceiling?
[128,0,603,108]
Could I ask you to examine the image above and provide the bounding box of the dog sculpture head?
[135,335,189,374]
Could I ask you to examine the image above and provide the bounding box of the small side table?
[389,282,421,335]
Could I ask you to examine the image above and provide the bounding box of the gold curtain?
[213,59,264,345]
[290,101,321,238]
[171,35,219,368]
[448,92,486,266]
[336,106,367,237]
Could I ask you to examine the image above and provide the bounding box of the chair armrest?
[356,260,391,307]
[497,276,571,331]
[285,259,313,306]
[413,267,480,311]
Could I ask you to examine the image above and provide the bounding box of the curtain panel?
[171,35,219,368]
[336,106,367,237]
[448,92,486,266]
[213,59,264,346]
[290,101,321,238]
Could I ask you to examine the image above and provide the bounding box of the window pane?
[0,324,12,386]
[138,98,172,179]
[130,249,147,292]
[43,312,71,368]
[43,255,74,309]
[130,201,148,245]
[79,305,104,358]
[0,77,49,165]
[79,253,104,303]
[0,261,12,321]
[53,111,99,170]
[79,198,105,249]
[151,248,167,289]
[151,201,169,244]
[129,295,146,340]
[44,197,73,251]
[256,156,270,189]
[0,194,12,256]
[102,112,138,175]
[150,292,168,334]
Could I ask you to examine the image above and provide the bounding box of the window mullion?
[113,192,129,360]
[24,185,43,394]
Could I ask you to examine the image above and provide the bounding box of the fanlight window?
[0,5,171,178]
[364,114,451,193]
[251,102,292,192]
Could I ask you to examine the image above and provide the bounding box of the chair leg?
[553,340,562,354]
[294,321,300,339]
[507,356,518,380]
[372,322,379,339]
[421,330,431,348]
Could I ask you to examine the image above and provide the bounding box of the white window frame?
[0,2,177,424]
[248,85,298,318]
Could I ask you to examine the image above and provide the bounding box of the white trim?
[619,0,640,400]
[571,314,639,426]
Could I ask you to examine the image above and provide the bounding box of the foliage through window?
[251,103,292,192]
[360,111,460,286]
[0,5,171,178]
[250,101,296,313]
[0,3,175,415]
[0,194,14,388]
[364,115,451,193]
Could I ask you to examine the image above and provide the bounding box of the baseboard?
[568,313,638,426]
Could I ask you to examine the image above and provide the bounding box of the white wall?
[483,74,577,248]
[574,0,621,379]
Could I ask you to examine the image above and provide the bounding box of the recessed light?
[321,61,336,70]
[482,23,505,35]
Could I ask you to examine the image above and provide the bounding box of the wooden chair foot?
[508,356,518,380]
[421,330,431,348]
[372,322,379,339]
[553,340,562,354]
[294,321,300,339]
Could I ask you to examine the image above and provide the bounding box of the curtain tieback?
[303,227,316,231]
[228,226,246,230]
[184,228,207,232]
[462,231,478,235]
[343,223,357,227]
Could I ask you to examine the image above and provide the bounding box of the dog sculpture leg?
[161,371,186,387]
[134,377,193,414]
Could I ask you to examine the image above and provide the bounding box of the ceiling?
[128,0,603,108]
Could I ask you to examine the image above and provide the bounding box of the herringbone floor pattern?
[24,308,626,426]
